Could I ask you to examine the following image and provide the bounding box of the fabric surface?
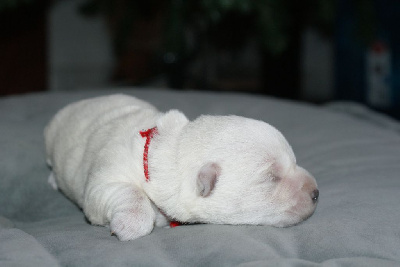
[1,89,400,266]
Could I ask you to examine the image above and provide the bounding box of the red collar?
[139,127,158,182]
[140,127,182,228]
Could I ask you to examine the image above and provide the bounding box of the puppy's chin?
[271,207,317,228]
[272,195,318,227]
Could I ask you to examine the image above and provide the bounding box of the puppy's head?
[174,115,318,227]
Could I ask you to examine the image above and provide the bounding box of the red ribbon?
[139,127,158,182]
[170,221,181,228]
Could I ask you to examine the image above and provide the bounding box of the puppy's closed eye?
[269,174,281,183]
[257,171,281,185]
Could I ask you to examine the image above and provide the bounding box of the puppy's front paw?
[110,210,155,241]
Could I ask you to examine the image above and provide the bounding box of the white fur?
[45,94,318,241]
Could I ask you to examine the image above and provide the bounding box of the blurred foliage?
[0,0,34,11]
[79,0,375,57]
[80,0,165,57]
[196,0,337,55]
[354,0,377,45]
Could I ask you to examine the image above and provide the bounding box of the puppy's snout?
[311,189,319,204]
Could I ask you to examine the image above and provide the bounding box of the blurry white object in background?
[366,41,392,108]
[48,0,114,91]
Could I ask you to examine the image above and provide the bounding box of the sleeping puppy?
[45,94,319,241]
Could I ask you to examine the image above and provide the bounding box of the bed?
[1,88,400,266]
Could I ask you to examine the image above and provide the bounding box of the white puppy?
[45,94,318,241]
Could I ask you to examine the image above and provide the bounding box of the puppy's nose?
[311,189,319,204]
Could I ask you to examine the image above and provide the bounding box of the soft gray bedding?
[1,89,400,266]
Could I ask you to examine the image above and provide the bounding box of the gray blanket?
[1,89,400,266]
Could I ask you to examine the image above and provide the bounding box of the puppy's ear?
[197,162,220,197]
[156,110,189,135]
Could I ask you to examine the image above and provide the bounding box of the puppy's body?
[45,94,318,240]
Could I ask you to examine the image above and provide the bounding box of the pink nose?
[311,189,319,204]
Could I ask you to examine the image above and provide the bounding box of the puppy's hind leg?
[48,172,58,190]
[46,158,58,190]
[109,187,157,241]
[84,182,156,241]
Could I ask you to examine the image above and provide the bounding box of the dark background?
[1,0,399,119]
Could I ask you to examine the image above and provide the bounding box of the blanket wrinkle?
[0,228,60,267]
